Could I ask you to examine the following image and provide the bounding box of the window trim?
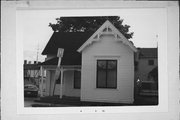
[96,60,117,89]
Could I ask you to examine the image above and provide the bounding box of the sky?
[18,8,166,62]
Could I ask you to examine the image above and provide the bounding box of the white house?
[41,20,138,103]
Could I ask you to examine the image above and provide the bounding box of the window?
[97,60,117,88]
[74,70,81,89]
[148,60,154,66]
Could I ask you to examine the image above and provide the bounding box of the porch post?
[60,69,63,99]
[40,66,44,97]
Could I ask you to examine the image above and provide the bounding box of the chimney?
[24,60,27,64]
[28,61,31,64]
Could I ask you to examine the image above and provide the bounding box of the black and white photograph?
[22,11,160,107]
[1,1,179,120]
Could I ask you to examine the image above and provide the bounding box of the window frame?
[96,59,117,89]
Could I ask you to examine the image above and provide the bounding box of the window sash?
[97,60,117,88]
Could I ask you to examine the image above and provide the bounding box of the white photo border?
[2,1,179,120]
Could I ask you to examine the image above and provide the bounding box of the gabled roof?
[77,20,137,52]
[42,32,93,55]
[41,32,93,65]
[41,48,157,65]
[41,21,139,66]
[138,48,157,58]
[41,53,81,65]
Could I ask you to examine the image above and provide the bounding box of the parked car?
[139,81,158,96]
[24,84,39,97]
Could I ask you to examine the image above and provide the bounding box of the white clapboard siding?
[81,34,135,103]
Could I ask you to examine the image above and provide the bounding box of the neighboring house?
[24,61,46,95]
[41,20,137,103]
[137,48,158,81]
[136,48,158,96]
[24,61,41,85]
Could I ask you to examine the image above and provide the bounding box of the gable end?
[77,20,137,53]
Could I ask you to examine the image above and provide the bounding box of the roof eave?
[77,20,137,53]
[77,46,83,53]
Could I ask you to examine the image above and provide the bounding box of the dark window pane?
[107,70,117,88]
[97,70,106,88]
[97,60,106,69]
[107,60,117,69]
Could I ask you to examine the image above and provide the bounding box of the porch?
[39,65,81,98]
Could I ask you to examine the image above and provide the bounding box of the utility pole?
[156,34,158,48]
[36,43,39,64]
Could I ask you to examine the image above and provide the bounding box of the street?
[24,97,73,107]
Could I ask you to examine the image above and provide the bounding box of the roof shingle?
[42,32,93,55]
[138,48,157,58]
[41,32,157,66]
[41,32,93,65]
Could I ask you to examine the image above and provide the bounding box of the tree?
[49,16,134,39]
